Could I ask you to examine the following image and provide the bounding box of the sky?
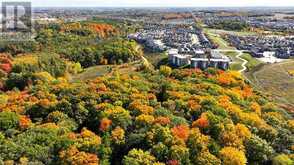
[3,0,294,7]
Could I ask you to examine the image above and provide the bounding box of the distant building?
[174,55,191,66]
[169,49,230,70]
[191,58,209,69]
[145,39,166,52]
[130,23,229,70]
[210,59,230,70]
[168,49,179,63]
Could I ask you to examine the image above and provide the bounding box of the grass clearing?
[223,51,241,62]
[245,60,294,106]
[204,28,258,36]
[221,51,243,71]
[230,63,243,71]
[204,30,234,49]
[144,52,168,68]
[71,65,112,82]
[70,60,143,82]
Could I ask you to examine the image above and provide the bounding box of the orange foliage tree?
[19,115,32,129]
[0,53,13,74]
[154,116,171,126]
[193,113,209,129]
[171,125,190,142]
[85,23,117,38]
[59,146,99,165]
[99,118,112,132]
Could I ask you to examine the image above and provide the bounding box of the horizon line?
[32,6,294,8]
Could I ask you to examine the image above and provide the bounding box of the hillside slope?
[0,68,293,165]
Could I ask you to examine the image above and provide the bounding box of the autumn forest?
[0,19,293,165]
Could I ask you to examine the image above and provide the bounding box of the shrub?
[159,66,172,77]
[245,135,274,163]
[272,154,293,165]
[59,146,99,165]
[0,112,19,131]
[5,73,33,90]
[194,151,221,165]
[123,149,156,165]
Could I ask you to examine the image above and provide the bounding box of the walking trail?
[216,49,247,73]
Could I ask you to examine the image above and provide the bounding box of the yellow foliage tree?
[219,147,246,165]
[111,127,125,145]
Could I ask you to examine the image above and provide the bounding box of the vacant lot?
[246,60,294,106]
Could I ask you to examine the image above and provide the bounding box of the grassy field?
[230,63,243,71]
[221,51,243,71]
[70,65,113,82]
[144,52,168,68]
[204,28,258,36]
[224,51,263,72]
[70,58,147,82]
[240,53,264,71]
[204,29,234,49]
[245,60,294,106]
